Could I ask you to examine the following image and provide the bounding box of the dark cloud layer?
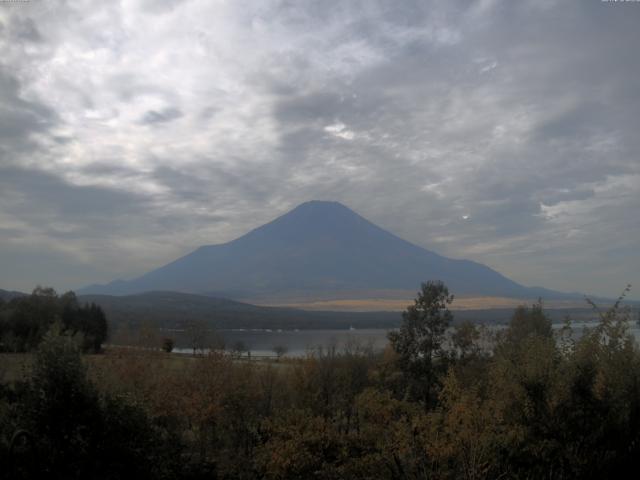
[0,71,55,152]
[140,107,183,125]
[0,0,638,299]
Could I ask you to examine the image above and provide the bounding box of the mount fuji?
[78,200,570,302]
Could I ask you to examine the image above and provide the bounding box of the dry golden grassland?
[264,295,587,312]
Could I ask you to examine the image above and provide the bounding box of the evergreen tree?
[388,280,454,407]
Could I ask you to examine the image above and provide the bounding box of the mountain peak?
[248,200,375,243]
[294,200,350,210]
[79,199,565,300]
[286,200,355,218]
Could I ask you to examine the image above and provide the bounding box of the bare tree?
[272,345,288,360]
[185,319,209,356]
[231,340,247,359]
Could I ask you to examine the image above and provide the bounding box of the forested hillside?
[2,282,639,479]
[0,287,107,353]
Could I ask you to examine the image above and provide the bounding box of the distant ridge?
[0,288,27,301]
[77,290,401,330]
[78,200,579,301]
[76,291,608,331]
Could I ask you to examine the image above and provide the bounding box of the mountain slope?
[78,200,570,299]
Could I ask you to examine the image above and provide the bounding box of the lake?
[171,319,640,358]
[173,328,392,357]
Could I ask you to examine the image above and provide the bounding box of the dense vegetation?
[1,281,639,479]
[0,287,108,353]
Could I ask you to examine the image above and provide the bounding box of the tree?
[79,303,108,353]
[1,288,108,353]
[231,340,247,359]
[162,337,175,353]
[388,280,454,407]
[9,287,60,351]
[450,320,482,361]
[60,297,108,353]
[272,345,288,360]
[185,319,209,356]
[20,325,103,477]
[504,300,552,345]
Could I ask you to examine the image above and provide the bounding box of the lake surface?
[171,320,640,358]
[174,328,392,357]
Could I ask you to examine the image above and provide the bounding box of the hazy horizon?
[1,1,639,299]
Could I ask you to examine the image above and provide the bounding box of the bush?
[161,338,174,353]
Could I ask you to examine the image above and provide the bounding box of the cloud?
[0,71,56,154]
[0,0,638,298]
[324,122,355,140]
[139,107,183,125]
[6,15,42,43]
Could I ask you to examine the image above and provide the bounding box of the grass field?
[0,347,294,385]
[0,353,33,383]
[265,295,589,312]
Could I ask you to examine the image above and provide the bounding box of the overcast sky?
[0,0,638,300]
